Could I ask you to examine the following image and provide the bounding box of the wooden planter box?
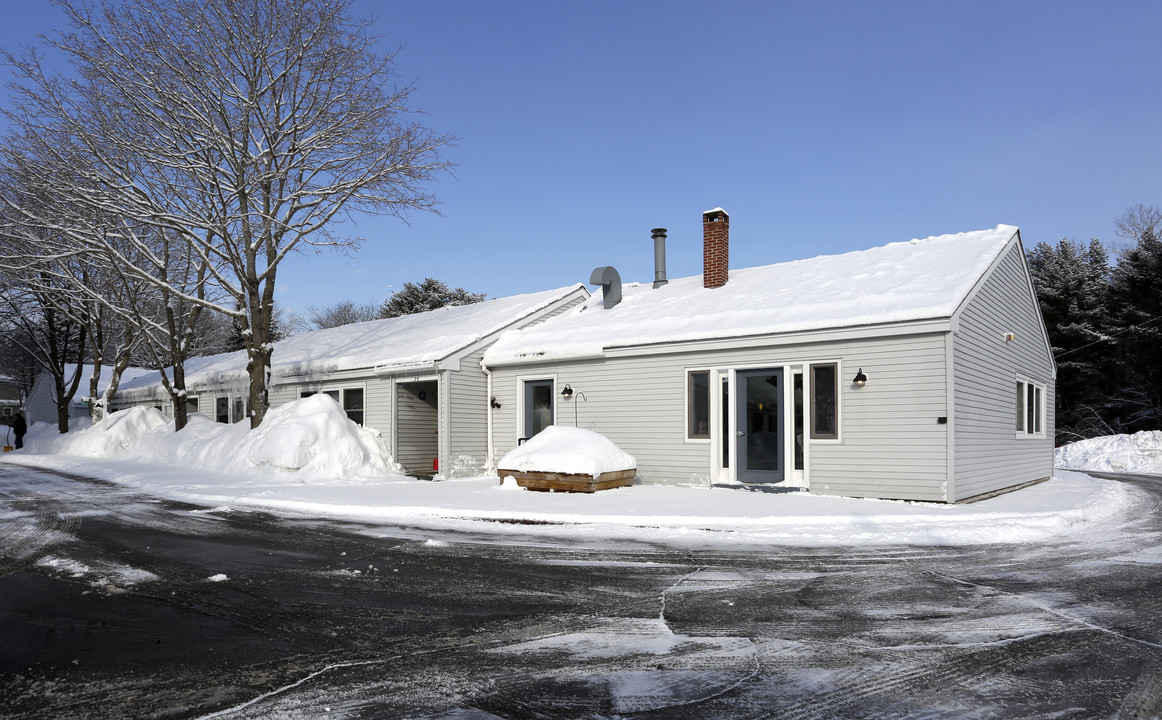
[498,468,635,493]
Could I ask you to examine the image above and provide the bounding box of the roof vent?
[589,266,622,309]
[652,228,668,288]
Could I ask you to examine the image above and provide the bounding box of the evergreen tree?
[379,278,487,319]
[1028,239,1113,442]
[1106,225,1162,432]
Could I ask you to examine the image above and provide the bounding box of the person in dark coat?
[11,412,26,449]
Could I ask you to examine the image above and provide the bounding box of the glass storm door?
[736,369,785,483]
[523,379,554,439]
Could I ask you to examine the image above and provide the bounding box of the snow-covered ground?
[1,399,1153,548]
[1055,430,1162,474]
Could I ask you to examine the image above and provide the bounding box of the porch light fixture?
[561,384,574,398]
[490,396,501,409]
[853,368,868,387]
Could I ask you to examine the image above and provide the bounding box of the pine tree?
[1028,238,1113,442]
[1106,226,1162,432]
[379,279,487,318]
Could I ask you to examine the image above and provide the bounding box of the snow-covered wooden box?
[497,426,636,493]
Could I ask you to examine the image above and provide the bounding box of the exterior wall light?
[561,384,574,398]
[853,368,868,387]
[490,396,501,409]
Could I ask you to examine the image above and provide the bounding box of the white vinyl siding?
[446,348,490,477]
[953,241,1055,501]
[488,331,950,500]
[22,373,59,426]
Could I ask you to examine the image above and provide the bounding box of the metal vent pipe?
[652,227,668,288]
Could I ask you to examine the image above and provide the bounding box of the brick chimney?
[703,207,729,288]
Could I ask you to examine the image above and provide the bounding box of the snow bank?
[498,426,636,477]
[1055,431,1162,474]
[23,394,402,481]
[6,416,1147,549]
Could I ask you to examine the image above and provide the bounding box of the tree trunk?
[54,377,70,434]
[171,360,189,431]
[246,343,271,429]
[89,364,104,424]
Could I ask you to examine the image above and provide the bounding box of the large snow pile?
[23,394,402,481]
[499,426,636,478]
[1055,431,1162,474]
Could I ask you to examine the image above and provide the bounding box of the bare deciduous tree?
[1,0,451,427]
[0,267,88,433]
[293,299,381,331]
[1115,204,1162,242]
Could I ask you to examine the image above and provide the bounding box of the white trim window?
[1016,379,1045,437]
[687,370,710,440]
[301,387,366,426]
[809,362,839,441]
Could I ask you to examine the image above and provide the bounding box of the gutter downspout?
[484,361,496,475]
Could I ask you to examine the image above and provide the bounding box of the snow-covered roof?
[41,363,155,400]
[119,284,587,394]
[483,225,1019,364]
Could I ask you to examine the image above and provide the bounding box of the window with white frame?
[301,387,364,426]
[343,388,365,426]
[687,370,710,439]
[810,363,839,440]
[1016,379,1045,436]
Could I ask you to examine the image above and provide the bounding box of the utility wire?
[1053,312,1162,360]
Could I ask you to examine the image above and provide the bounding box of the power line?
[1054,312,1162,360]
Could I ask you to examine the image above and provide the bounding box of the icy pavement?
[2,462,1161,719]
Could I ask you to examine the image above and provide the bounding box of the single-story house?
[112,285,589,476]
[104,209,1054,502]
[24,363,154,426]
[481,209,1055,503]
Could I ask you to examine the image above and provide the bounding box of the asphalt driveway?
[1,466,1159,719]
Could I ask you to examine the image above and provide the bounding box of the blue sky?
[2,1,1159,319]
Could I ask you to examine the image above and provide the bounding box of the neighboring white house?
[0,374,23,422]
[481,210,1055,503]
[113,285,589,477]
[24,364,154,427]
